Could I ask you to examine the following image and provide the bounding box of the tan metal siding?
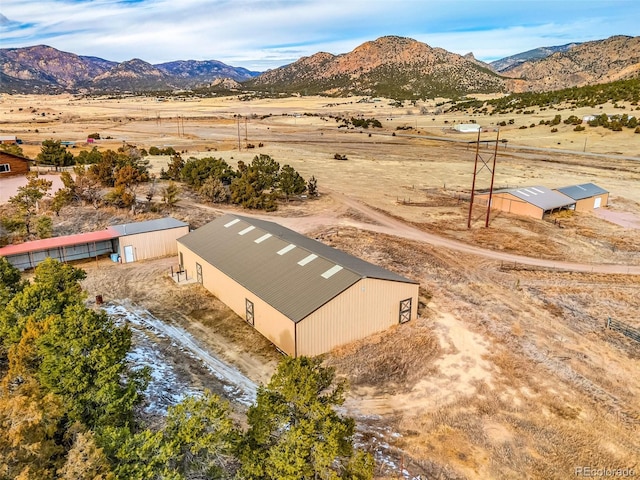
[119,226,188,262]
[479,192,544,219]
[574,193,609,212]
[296,278,418,357]
[178,244,296,356]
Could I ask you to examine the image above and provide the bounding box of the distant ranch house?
[477,186,575,219]
[177,214,419,357]
[454,123,481,133]
[0,135,18,145]
[0,217,188,271]
[0,151,30,177]
[555,183,609,212]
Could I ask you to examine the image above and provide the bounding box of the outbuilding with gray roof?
[111,217,189,263]
[177,214,419,357]
[555,183,609,212]
[476,186,576,219]
[0,217,189,270]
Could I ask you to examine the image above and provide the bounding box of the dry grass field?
[2,94,639,479]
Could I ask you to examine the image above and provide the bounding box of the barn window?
[246,299,254,326]
[0,164,10,173]
[399,298,412,324]
[196,262,202,284]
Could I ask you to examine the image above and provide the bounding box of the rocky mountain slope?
[489,43,580,72]
[156,60,256,84]
[1,35,639,97]
[245,36,505,98]
[500,35,640,92]
[0,45,116,93]
[0,45,258,93]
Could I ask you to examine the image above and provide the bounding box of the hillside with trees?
[448,78,640,114]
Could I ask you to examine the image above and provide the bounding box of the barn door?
[123,245,135,263]
[196,262,202,284]
[594,197,602,209]
[245,299,254,326]
[399,298,412,324]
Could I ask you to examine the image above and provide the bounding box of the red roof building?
[0,217,189,270]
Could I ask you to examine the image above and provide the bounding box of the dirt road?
[180,192,640,275]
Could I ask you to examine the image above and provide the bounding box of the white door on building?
[123,245,135,263]
[594,197,602,209]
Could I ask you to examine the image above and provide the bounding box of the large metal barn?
[177,214,419,357]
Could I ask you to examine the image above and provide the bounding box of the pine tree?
[8,172,53,236]
[238,357,374,480]
[101,391,237,480]
[36,139,74,170]
[277,164,306,201]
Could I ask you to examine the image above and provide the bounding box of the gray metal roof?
[555,183,608,201]
[111,217,188,236]
[177,214,417,323]
[497,186,575,211]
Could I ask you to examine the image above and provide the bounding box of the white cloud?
[1,0,638,69]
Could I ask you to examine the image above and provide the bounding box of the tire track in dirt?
[105,301,258,406]
[179,193,640,275]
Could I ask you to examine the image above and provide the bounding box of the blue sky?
[1,0,638,71]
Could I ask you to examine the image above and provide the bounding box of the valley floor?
[5,94,640,479]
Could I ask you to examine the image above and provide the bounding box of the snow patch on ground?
[104,303,257,411]
[104,303,416,477]
[126,331,201,415]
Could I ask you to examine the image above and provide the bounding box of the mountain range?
[1,35,639,98]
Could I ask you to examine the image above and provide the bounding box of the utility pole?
[237,115,241,151]
[467,128,500,229]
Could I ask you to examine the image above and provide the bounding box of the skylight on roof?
[517,190,530,197]
[254,233,272,244]
[321,265,343,279]
[238,226,255,235]
[277,244,296,255]
[298,254,318,266]
[532,187,544,194]
[224,218,240,228]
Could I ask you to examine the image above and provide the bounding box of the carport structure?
[0,217,189,271]
[0,229,119,271]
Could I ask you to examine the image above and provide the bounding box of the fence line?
[607,317,640,343]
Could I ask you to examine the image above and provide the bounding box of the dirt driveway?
[0,173,65,203]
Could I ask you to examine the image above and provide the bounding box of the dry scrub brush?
[327,317,439,392]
